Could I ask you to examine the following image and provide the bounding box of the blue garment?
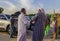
[10,25,15,37]
[32,13,46,41]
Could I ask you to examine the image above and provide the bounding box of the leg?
[33,31,39,41]
[19,33,26,41]
[39,30,44,41]
[52,33,56,41]
[10,26,14,38]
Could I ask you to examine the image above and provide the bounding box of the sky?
[0,0,60,14]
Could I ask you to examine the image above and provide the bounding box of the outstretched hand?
[30,20,34,24]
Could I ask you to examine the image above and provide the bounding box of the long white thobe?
[17,13,30,41]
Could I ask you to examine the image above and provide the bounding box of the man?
[17,8,30,41]
[32,9,46,41]
[10,14,15,38]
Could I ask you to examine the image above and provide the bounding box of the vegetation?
[0,7,4,13]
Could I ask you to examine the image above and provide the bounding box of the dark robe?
[33,13,46,41]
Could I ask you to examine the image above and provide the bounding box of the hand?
[30,20,34,24]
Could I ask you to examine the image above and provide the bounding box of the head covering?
[39,8,45,13]
[41,8,45,14]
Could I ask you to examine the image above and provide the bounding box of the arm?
[31,14,38,21]
[21,15,30,26]
[31,14,38,24]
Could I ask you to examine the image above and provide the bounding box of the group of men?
[17,8,46,41]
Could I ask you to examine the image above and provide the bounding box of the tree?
[0,7,4,13]
[14,11,21,17]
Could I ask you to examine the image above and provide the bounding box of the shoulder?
[18,14,22,19]
[18,13,25,19]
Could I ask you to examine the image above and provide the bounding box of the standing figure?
[10,14,15,38]
[52,16,56,41]
[32,9,46,41]
[17,8,30,41]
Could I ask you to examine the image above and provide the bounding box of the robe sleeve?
[21,15,30,26]
[31,14,38,24]
[31,14,37,20]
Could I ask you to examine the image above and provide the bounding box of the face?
[38,9,41,14]
[11,16,14,18]
[23,10,26,14]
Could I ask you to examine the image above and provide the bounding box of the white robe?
[17,13,30,41]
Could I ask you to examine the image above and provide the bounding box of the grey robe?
[32,13,46,41]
